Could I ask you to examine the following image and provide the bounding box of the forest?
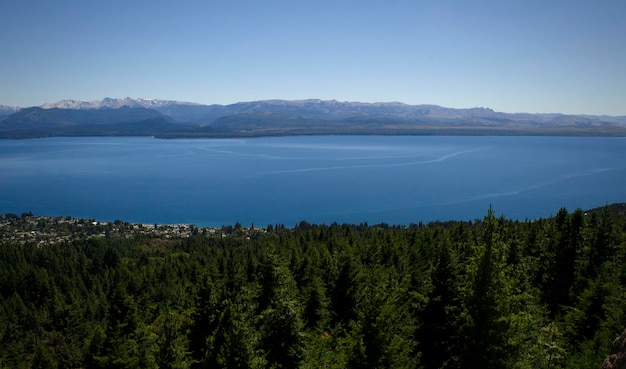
[1,205,625,369]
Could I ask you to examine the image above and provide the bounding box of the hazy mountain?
[34,97,626,126]
[193,100,511,124]
[40,97,212,123]
[0,106,171,128]
[581,115,626,125]
[0,105,20,117]
[2,97,625,138]
[0,106,180,138]
[186,99,626,127]
[40,97,188,110]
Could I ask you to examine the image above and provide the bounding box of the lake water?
[0,136,624,227]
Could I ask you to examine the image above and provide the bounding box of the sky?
[1,0,625,115]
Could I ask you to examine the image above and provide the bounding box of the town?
[0,213,266,246]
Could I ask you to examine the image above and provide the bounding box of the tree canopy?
[0,206,624,368]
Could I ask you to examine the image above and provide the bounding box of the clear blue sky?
[1,0,625,115]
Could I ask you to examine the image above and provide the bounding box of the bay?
[0,135,624,227]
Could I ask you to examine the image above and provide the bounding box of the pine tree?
[256,252,304,368]
[418,241,462,369]
[460,209,511,369]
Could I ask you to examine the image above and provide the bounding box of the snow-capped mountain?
[2,97,624,139]
[40,97,199,110]
[0,105,20,116]
[38,97,212,122]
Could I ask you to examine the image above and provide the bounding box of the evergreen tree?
[256,252,304,368]
[418,241,462,369]
[1,207,625,369]
[460,210,511,369]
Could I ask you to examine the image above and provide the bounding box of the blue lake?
[0,136,624,227]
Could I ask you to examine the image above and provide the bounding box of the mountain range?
[1,97,626,138]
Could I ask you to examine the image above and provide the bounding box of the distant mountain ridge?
[7,105,170,124]
[39,97,193,110]
[0,105,20,116]
[35,97,218,123]
[1,97,625,138]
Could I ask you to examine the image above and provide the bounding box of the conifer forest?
[1,206,625,368]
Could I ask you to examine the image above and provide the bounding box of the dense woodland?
[1,206,625,368]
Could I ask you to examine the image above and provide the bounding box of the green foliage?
[0,206,625,368]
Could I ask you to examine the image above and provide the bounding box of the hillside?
[1,205,625,368]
